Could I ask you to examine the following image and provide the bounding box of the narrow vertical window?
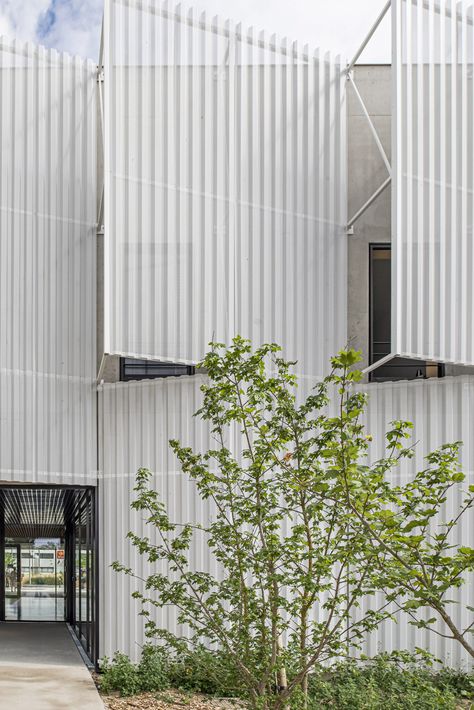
[369,245,442,382]
[369,245,392,368]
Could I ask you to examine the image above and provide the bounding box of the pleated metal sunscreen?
[102,0,347,380]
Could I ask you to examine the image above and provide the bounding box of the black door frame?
[69,487,98,663]
[0,483,99,665]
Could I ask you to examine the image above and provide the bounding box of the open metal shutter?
[103,0,347,380]
[392,0,474,365]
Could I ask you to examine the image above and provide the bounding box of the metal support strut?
[346,0,392,73]
[344,0,393,232]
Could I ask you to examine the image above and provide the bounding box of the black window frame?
[368,243,444,382]
[369,243,392,370]
[120,358,195,382]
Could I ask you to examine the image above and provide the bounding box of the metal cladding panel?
[103,0,347,379]
[392,0,474,365]
[98,375,216,659]
[100,375,474,666]
[0,38,97,485]
[358,376,474,667]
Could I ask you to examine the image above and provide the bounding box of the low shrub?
[307,652,461,710]
[167,646,242,696]
[433,665,474,702]
[100,645,171,697]
[137,644,169,693]
[98,645,474,708]
[22,573,63,586]
[99,652,141,696]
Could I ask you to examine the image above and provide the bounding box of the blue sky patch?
[36,1,57,40]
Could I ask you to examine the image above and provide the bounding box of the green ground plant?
[306,652,461,710]
[99,645,473,708]
[100,651,142,696]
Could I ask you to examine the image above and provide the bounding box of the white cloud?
[0,0,51,42]
[38,0,102,59]
[0,0,102,59]
[0,0,392,64]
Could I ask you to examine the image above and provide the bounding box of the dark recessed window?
[369,244,444,382]
[120,358,195,382]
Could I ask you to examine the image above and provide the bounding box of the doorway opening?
[0,485,98,664]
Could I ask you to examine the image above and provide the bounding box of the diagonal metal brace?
[347,71,391,176]
[347,176,391,230]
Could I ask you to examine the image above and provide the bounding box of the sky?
[0,0,392,64]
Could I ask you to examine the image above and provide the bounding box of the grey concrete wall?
[347,65,392,374]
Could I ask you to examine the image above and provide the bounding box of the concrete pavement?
[0,622,104,709]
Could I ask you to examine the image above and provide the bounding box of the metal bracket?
[97,185,104,236]
[362,353,396,376]
[96,353,108,384]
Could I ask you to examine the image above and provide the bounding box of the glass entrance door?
[5,539,65,621]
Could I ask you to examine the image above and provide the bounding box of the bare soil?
[101,688,244,710]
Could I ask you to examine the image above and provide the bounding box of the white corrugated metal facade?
[99,375,474,665]
[103,0,347,379]
[392,0,474,365]
[0,0,473,672]
[0,38,97,485]
[98,375,214,658]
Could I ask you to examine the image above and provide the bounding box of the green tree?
[114,339,391,710]
[341,430,474,659]
[114,338,474,707]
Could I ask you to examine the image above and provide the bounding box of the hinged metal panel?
[103,0,347,379]
[392,0,474,365]
[0,38,97,485]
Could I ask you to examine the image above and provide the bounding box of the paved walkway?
[0,622,104,709]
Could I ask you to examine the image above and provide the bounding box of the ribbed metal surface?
[99,374,474,666]
[98,375,216,659]
[358,376,474,667]
[103,0,347,379]
[392,0,474,365]
[0,38,97,485]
